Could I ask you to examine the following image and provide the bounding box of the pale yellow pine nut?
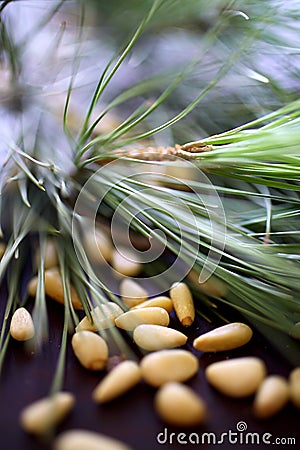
[27,276,38,297]
[54,429,133,450]
[289,367,300,408]
[253,375,289,418]
[133,324,187,351]
[84,228,113,264]
[43,268,83,310]
[289,322,300,339]
[111,247,141,277]
[0,242,6,259]
[140,349,199,387]
[290,367,300,384]
[115,307,169,331]
[193,322,253,352]
[205,357,266,398]
[187,269,227,297]
[120,278,148,308]
[28,269,83,310]
[155,382,207,426]
[10,307,35,341]
[76,303,124,332]
[20,392,75,435]
[35,239,58,270]
[170,282,195,327]
[71,331,108,370]
[93,360,141,403]
[131,296,173,313]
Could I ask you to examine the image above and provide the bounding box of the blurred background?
[1,0,299,163]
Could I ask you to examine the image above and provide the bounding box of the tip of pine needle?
[37,180,46,191]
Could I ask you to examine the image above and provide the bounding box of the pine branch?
[1,0,300,375]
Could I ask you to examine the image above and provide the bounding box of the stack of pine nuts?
[5,237,300,449]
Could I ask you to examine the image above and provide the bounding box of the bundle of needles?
[1,0,300,402]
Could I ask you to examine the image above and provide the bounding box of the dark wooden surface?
[0,295,299,450]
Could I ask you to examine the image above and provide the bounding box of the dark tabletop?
[0,292,299,450]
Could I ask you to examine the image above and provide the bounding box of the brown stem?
[95,143,212,165]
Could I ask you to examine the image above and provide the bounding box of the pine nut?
[289,367,300,408]
[84,228,113,264]
[290,367,300,383]
[93,360,141,403]
[155,382,207,426]
[170,282,195,327]
[20,392,75,435]
[187,269,227,297]
[76,303,124,332]
[28,268,83,310]
[115,307,169,331]
[35,239,58,270]
[54,429,133,450]
[71,331,108,371]
[131,296,173,313]
[45,268,83,309]
[27,276,38,297]
[111,247,142,277]
[193,322,253,352]
[133,324,187,351]
[140,349,199,387]
[0,242,6,259]
[205,357,266,398]
[120,278,148,308]
[289,322,300,339]
[253,375,289,418]
[10,307,35,341]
